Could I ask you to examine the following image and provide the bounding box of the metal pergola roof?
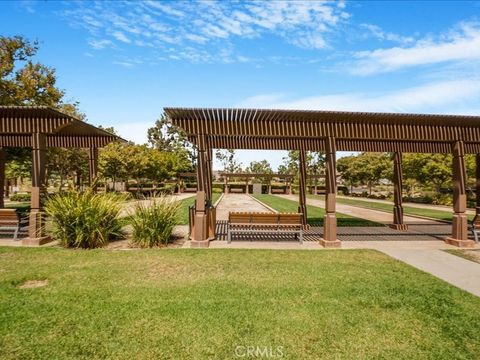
[0,106,123,148]
[164,107,480,154]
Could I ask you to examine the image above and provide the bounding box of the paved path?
[120,193,195,217]
[215,194,273,221]
[276,194,440,225]
[336,195,476,215]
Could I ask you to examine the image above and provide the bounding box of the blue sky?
[1,0,480,170]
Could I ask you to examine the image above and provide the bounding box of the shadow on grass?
[307,217,384,227]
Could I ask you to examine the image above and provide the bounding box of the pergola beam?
[390,152,408,231]
[0,148,5,208]
[446,141,474,247]
[320,137,341,248]
[298,149,307,226]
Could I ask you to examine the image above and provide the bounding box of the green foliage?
[44,190,127,248]
[0,36,64,106]
[99,142,192,186]
[245,159,273,174]
[9,193,30,202]
[215,149,242,172]
[130,196,180,247]
[337,153,393,194]
[403,153,452,192]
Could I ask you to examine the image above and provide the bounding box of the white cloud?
[111,31,131,44]
[360,23,415,45]
[61,0,349,64]
[351,21,480,75]
[88,38,113,50]
[238,79,480,115]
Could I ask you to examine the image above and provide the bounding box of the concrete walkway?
[215,194,273,220]
[336,194,476,215]
[120,192,195,217]
[277,194,440,225]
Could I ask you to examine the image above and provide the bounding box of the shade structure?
[165,107,480,248]
[165,107,480,153]
[0,106,124,245]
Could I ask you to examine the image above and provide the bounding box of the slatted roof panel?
[165,107,480,128]
[165,107,480,153]
[0,106,120,138]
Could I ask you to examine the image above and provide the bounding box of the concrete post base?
[319,238,342,248]
[388,223,409,231]
[22,236,52,246]
[190,239,210,248]
[444,237,476,248]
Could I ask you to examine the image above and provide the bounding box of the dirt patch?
[106,225,188,250]
[464,250,480,263]
[17,279,48,289]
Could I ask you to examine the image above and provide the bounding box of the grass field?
[177,193,221,225]
[307,195,474,223]
[1,247,479,359]
[252,194,382,227]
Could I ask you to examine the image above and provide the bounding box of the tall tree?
[245,160,273,174]
[0,36,64,106]
[215,149,242,172]
[147,114,195,169]
[403,153,452,193]
[1,36,89,191]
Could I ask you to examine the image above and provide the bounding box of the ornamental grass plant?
[130,195,180,247]
[44,189,127,248]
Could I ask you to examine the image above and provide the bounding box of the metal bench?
[0,209,28,241]
[470,213,480,243]
[227,212,303,243]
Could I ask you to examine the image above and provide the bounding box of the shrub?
[130,195,180,247]
[10,193,31,202]
[44,189,127,248]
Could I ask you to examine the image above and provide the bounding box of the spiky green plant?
[130,195,180,247]
[44,189,128,248]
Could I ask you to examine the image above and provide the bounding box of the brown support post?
[298,148,308,226]
[88,147,98,190]
[205,147,213,203]
[446,141,474,247]
[191,135,210,247]
[0,148,5,208]
[24,133,51,246]
[476,154,480,215]
[224,176,229,194]
[320,137,341,248]
[389,152,408,230]
[268,176,272,194]
[245,177,249,194]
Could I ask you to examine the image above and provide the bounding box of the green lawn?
[1,248,479,359]
[307,195,473,223]
[253,194,382,227]
[177,193,221,225]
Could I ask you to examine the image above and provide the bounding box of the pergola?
[219,172,293,194]
[0,106,123,245]
[165,107,480,248]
